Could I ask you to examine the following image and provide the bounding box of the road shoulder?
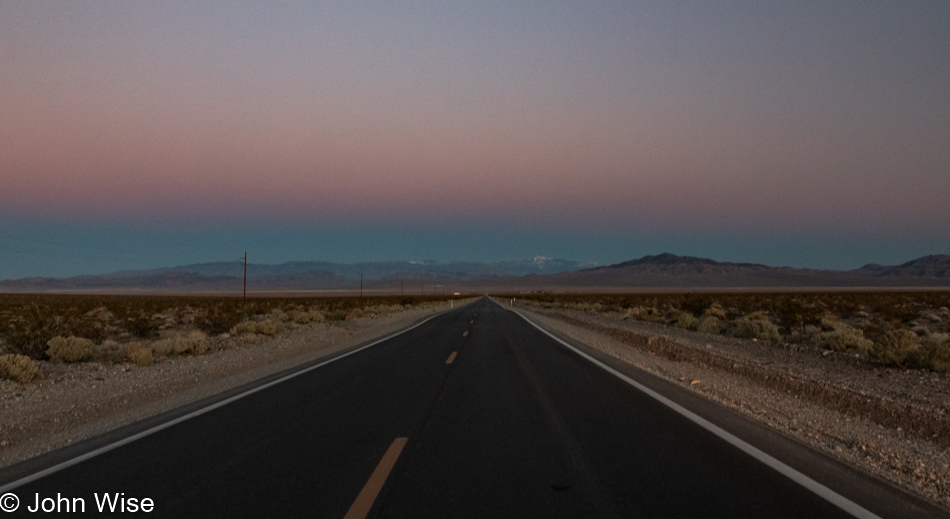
[509,301,950,518]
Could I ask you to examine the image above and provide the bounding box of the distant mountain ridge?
[862,255,950,278]
[1,254,947,292]
[537,253,950,287]
[0,257,596,292]
[591,253,768,271]
[103,256,595,281]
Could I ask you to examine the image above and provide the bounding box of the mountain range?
[0,257,595,292]
[524,253,950,288]
[1,254,948,292]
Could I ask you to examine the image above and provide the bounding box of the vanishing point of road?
[1,298,946,518]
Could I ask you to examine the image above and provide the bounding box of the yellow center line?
[463,331,469,337]
[343,437,408,519]
[470,320,474,324]
[446,351,458,364]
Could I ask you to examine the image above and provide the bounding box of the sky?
[2,1,949,279]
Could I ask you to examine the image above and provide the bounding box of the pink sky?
[2,2,948,277]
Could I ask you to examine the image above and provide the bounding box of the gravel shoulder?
[0,302,464,469]
[515,301,950,509]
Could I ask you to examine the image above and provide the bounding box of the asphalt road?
[1,297,947,518]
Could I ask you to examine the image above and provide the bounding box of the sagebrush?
[0,353,41,383]
[510,291,950,373]
[46,336,97,363]
[0,293,461,360]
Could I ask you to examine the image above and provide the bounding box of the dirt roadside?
[513,301,950,508]
[0,302,466,469]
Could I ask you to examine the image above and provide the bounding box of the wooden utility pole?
[360,273,363,305]
[243,252,247,308]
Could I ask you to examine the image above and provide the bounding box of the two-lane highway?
[1,298,946,518]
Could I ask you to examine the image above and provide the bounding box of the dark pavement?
[1,297,946,518]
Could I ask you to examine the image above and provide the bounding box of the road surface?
[1,298,946,518]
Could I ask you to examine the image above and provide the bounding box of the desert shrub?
[231,321,258,335]
[910,339,950,373]
[876,302,921,324]
[230,319,277,336]
[327,309,349,321]
[290,310,313,324]
[870,330,919,368]
[6,305,69,359]
[0,294,458,360]
[345,308,364,320]
[704,305,727,320]
[697,316,721,335]
[812,323,873,352]
[673,312,699,331]
[125,313,159,338]
[68,319,107,344]
[734,319,781,342]
[196,306,244,335]
[255,320,277,335]
[124,342,154,366]
[270,308,290,322]
[625,306,665,324]
[188,331,209,355]
[773,298,822,333]
[819,314,840,330]
[928,332,950,343]
[911,324,930,336]
[96,339,127,363]
[744,311,770,322]
[46,336,97,363]
[289,309,327,324]
[572,302,603,313]
[241,333,266,345]
[0,354,41,383]
[680,294,713,316]
[149,338,173,357]
[84,306,113,320]
[151,331,208,357]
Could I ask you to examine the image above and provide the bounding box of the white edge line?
[510,306,883,519]
[0,312,443,493]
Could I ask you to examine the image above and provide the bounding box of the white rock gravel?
[0,302,463,469]
[516,302,950,509]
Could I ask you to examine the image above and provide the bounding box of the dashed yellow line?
[463,331,469,337]
[343,437,408,519]
[446,351,458,364]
